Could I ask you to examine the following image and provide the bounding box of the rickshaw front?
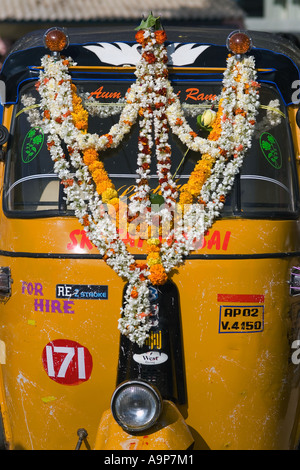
[0,18,300,451]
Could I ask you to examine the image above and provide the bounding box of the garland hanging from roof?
[23,15,260,346]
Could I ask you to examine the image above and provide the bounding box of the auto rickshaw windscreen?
[3,79,298,219]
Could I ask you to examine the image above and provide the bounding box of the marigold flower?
[189,131,198,138]
[82,214,90,226]
[208,101,223,141]
[109,197,119,207]
[34,24,259,347]
[131,288,139,299]
[148,251,160,260]
[149,264,168,285]
[71,85,88,131]
[179,153,215,203]
[179,191,193,206]
[61,178,74,188]
[74,119,88,131]
[136,263,148,271]
[83,148,98,166]
[96,180,114,195]
[147,245,160,253]
[102,187,118,203]
[142,52,156,64]
[147,238,160,246]
[92,168,109,184]
[154,30,167,44]
[139,312,149,319]
[104,134,113,147]
[175,118,183,126]
[135,30,145,44]
[129,263,137,271]
[88,161,103,172]
[235,108,246,117]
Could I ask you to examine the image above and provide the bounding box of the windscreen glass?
[4,78,297,218]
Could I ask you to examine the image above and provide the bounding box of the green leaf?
[135,12,162,31]
[149,193,165,207]
[196,114,212,132]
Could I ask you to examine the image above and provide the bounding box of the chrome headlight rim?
[111,380,163,433]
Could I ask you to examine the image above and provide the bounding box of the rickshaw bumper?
[93,400,194,450]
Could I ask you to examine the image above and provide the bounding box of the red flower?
[131,288,138,299]
[154,30,167,44]
[142,52,156,64]
[135,30,145,44]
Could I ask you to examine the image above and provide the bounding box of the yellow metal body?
[0,100,300,451]
[94,401,194,450]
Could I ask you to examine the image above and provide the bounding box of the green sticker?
[259,132,282,169]
[21,127,44,163]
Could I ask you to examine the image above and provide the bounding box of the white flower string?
[22,24,260,346]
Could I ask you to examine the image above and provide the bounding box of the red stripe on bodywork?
[217,294,264,303]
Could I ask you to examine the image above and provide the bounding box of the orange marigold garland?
[71,83,89,132]
[25,13,260,346]
[146,238,168,285]
[178,102,224,207]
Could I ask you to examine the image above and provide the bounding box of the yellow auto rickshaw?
[0,15,300,451]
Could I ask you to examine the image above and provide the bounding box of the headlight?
[111,380,162,433]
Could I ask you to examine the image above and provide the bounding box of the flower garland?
[23,20,260,346]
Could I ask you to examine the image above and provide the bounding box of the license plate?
[218,305,264,333]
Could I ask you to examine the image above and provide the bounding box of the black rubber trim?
[0,249,299,260]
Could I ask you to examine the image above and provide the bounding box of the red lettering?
[67,229,81,250]
[89,86,104,99]
[205,94,217,101]
[122,232,135,247]
[185,88,217,102]
[201,231,208,248]
[207,230,221,250]
[79,230,93,250]
[185,88,200,101]
[68,229,230,252]
[88,86,122,100]
[222,231,231,251]
[67,230,94,251]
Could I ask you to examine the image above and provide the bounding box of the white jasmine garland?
[22,27,260,346]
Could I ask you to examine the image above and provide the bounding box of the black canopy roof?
[1,26,300,106]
